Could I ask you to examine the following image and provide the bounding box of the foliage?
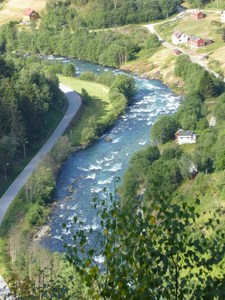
[186,0,211,8]
[151,114,179,143]
[81,88,92,105]
[80,72,97,82]
[0,56,64,172]
[44,0,182,30]
[120,145,160,206]
[0,1,166,67]
[80,116,98,145]
[26,204,44,226]
[109,74,136,102]
[174,55,223,99]
[144,33,161,49]
[174,92,204,131]
[62,63,76,77]
[7,243,88,300]
[25,164,55,205]
[65,195,225,300]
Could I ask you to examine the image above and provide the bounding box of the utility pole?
[23,141,28,160]
[4,163,9,181]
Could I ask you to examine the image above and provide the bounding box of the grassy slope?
[0,0,47,24]
[155,10,225,75]
[58,75,111,145]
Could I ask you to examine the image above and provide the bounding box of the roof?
[23,8,36,16]
[173,30,183,38]
[172,49,182,55]
[176,129,195,137]
[192,9,203,15]
[172,31,188,38]
[189,36,204,42]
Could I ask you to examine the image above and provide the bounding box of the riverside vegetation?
[1,0,225,298]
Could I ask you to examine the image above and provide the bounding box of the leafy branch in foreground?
[64,195,225,300]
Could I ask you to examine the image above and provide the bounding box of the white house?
[172,31,189,45]
[175,129,197,145]
[221,10,225,22]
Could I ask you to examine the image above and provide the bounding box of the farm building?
[23,8,40,22]
[172,49,182,55]
[191,10,206,20]
[188,36,205,48]
[172,31,189,45]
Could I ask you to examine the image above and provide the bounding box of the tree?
[81,88,92,105]
[65,196,225,299]
[110,74,136,102]
[62,63,75,77]
[80,116,98,145]
[151,115,179,143]
[197,71,216,99]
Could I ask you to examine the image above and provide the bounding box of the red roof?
[192,10,202,16]
[23,8,35,16]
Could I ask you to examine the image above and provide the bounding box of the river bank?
[0,55,182,289]
[121,47,185,94]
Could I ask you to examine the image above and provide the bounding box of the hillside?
[0,0,47,24]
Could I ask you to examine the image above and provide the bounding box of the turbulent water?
[41,59,181,253]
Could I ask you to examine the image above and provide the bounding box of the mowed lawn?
[0,0,47,24]
[58,75,112,145]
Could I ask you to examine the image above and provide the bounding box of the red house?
[23,8,40,22]
[188,36,205,48]
[191,10,205,20]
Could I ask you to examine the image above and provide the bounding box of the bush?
[79,71,97,82]
[26,204,43,226]
[62,63,75,77]
[151,115,179,144]
[211,20,222,27]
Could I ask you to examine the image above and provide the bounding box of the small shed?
[188,36,205,48]
[175,129,197,145]
[23,8,40,22]
[172,31,189,45]
[191,10,206,20]
[172,49,182,55]
[204,38,214,46]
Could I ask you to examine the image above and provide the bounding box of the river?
[41,59,181,253]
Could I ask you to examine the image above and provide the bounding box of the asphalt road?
[0,83,82,225]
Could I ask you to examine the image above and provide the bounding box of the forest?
[0,56,64,175]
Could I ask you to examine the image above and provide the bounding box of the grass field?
[0,0,47,24]
[156,11,222,44]
[58,75,111,145]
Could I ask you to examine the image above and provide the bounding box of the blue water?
[41,59,181,253]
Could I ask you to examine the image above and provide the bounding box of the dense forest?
[0,0,179,67]
[0,56,64,173]
[0,21,160,68]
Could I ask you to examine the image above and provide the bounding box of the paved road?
[0,83,82,225]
